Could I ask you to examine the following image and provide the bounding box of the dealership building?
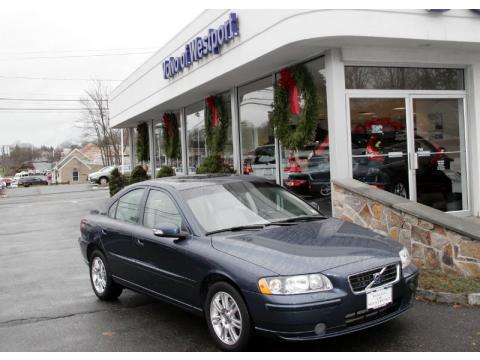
[110,9,480,274]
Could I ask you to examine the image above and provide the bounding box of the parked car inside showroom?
[79,175,418,351]
[284,131,453,209]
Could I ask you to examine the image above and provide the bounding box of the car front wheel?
[99,177,108,186]
[205,282,252,351]
[89,250,122,301]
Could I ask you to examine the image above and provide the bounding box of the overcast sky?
[1,0,470,147]
[0,0,202,147]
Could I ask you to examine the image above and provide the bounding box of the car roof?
[141,174,272,191]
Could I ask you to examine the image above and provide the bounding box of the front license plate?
[366,287,392,310]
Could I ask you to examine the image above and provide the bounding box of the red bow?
[206,96,219,128]
[279,68,300,116]
[162,112,174,138]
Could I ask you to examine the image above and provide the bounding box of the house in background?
[51,148,103,184]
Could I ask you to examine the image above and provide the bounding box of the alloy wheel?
[91,257,107,294]
[209,291,242,345]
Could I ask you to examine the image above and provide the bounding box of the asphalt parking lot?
[0,185,479,351]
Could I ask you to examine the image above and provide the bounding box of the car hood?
[211,218,403,275]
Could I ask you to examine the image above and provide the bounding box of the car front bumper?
[243,266,418,341]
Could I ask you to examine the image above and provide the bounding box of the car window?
[143,190,184,229]
[115,189,144,224]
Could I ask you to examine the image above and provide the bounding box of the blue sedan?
[78,175,418,351]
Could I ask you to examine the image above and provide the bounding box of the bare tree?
[77,81,121,166]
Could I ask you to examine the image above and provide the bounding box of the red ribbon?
[206,96,219,128]
[162,112,174,138]
[279,68,300,115]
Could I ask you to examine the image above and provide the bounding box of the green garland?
[204,95,229,155]
[271,64,318,149]
[136,122,149,162]
[162,112,181,160]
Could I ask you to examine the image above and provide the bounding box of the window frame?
[113,187,148,225]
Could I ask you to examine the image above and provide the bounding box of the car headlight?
[258,273,333,295]
[399,247,411,269]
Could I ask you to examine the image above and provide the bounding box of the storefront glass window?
[215,92,234,169]
[186,102,206,174]
[278,57,331,215]
[186,94,234,174]
[349,98,409,198]
[154,111,183,174]
[238,77,275,180]
[345,66,464,90]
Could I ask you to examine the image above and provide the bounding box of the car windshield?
[181,181,321,233]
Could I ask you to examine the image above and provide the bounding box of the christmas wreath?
[204,95,229,155]
[271,64,318,149]
[196,95,234,174]
[162,112,180,160]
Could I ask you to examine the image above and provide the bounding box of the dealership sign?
[162,12,239,79]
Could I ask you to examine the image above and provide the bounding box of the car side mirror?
[152,223,189,239]
[308,201,320,211]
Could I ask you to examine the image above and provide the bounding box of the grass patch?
[419,270,480,294]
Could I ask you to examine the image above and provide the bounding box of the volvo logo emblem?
[366,266,387,290]
[372,271,382,284]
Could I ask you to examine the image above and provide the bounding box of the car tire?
[319,184,331,197]
[89,250,123,301]
[205,282,252,351]
[99,177,108,186]
[392,180,408,199]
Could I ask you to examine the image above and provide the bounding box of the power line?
[0,97,107,102]
[0,108,107,110]
[0,75,122,81]
[0,46,160,56]
[0,51,155,61]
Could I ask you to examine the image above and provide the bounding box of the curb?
[416,288,480,306]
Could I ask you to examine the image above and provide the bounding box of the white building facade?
[110,9,480,218]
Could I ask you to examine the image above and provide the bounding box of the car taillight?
[370,183,385,190]
[243,166,253,174]
[284,165,302,173]
[287,180,307,187]
[80,219,87,233]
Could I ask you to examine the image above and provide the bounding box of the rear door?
[100,187,146,283]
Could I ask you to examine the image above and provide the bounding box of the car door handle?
[136,239,144,247]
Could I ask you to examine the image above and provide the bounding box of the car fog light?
[314,323,326,335]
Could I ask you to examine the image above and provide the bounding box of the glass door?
[410,98,467,212]
[348,96,468,213]
[349,98,410,198]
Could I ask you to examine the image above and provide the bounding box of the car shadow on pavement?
[112,292,409,352]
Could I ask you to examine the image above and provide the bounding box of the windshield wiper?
[272,215,326,224]
[205,221,296,236]
[206,224,267,236]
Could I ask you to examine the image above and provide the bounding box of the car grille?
[348,263,399,293]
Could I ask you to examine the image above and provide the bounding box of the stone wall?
[332,180,480,279]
